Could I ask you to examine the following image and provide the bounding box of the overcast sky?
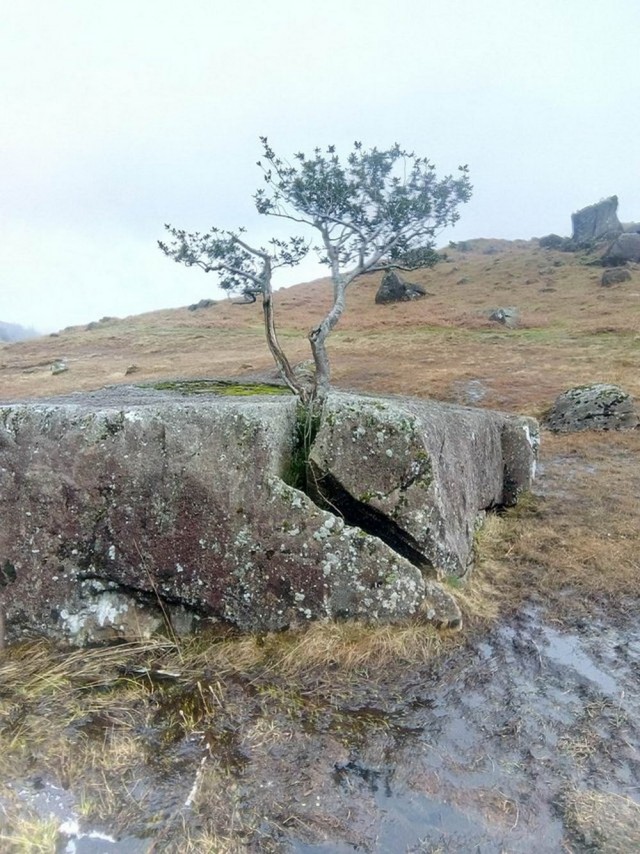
[2,0,639,332]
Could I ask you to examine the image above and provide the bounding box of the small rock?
[375,271,427,304]
[51,360,68,375]
[601,268,631,287]
[188,298,216,311]
[488,307,519,328]
[124,365,140,376]
[545,383,639,432]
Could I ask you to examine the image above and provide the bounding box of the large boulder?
[603,232,640,264]
[308,393,538,578]
[571,196,622,243]
[375,271,427,304]
[0,387,538,644]
[545,384,638,432]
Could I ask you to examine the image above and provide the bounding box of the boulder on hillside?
[0,387,538,645]
[603,232,640,265]
[375,271,427,304]
[571,196,622,243]
[545,384,638,432]
[488,307,519,328]
[601,268,631,287]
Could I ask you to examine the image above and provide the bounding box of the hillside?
[2,238,638,416]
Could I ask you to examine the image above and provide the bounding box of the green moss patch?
[144,379,292,396]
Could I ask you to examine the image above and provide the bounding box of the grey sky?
[2,0,639,332]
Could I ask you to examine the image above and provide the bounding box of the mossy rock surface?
[145,379,292,396]
[545,383,638,432]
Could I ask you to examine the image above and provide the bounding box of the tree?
[159,139,471,403]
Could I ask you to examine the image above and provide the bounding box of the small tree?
[159,139,471,403]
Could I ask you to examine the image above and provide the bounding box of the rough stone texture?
[0,387,539,644]
[601,268,632,287]
[488,307,519,328]
[571,196,622,243]
[375,271,427,304]
[545,384,639,433]
[603,232,640,264]
[308,393,538,579]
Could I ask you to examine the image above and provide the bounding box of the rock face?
[571,196,622,243]
[309,394,537,578]
[375,271,427,304]
[603,232,640,264]
[0,387,538,644]
[545,384,638,432]
[601,268,631,287]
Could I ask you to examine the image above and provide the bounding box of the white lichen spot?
[176,563,184,574]
[108,545,116,561]
[386,448,394,458]
[294,592,305,603]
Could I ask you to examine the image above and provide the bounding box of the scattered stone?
[375,271,427,304]
[456,277,469,285]
[488,307,519,328]
[124,364,140,375]
[601,268,631,287]
[51,360,68,375]
[603,232,640,265]
[545,383,638,432]
[571,196,622,243]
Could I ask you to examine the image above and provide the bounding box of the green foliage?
[159,137,471,400]
[255,138,471,274]
[282,403,322,491]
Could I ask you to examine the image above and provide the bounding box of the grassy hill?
[2,238,638,417]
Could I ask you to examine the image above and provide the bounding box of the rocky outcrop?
[545,384,638,432]
[0,387,538,644]
[571,196,622,243]
[603,233,640,265]
[375,271,427,304]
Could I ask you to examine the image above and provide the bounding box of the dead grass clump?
[0,812,60,854]
[561,789,640,852]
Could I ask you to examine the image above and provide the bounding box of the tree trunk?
[260,267,307,401]
[308,276,348,401]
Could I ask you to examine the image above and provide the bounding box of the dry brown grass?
[2,240,639,417]
[561,789,640,852]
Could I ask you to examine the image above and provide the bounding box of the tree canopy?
[160,139,472,402]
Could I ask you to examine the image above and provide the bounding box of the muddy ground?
[1,435,640,853]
